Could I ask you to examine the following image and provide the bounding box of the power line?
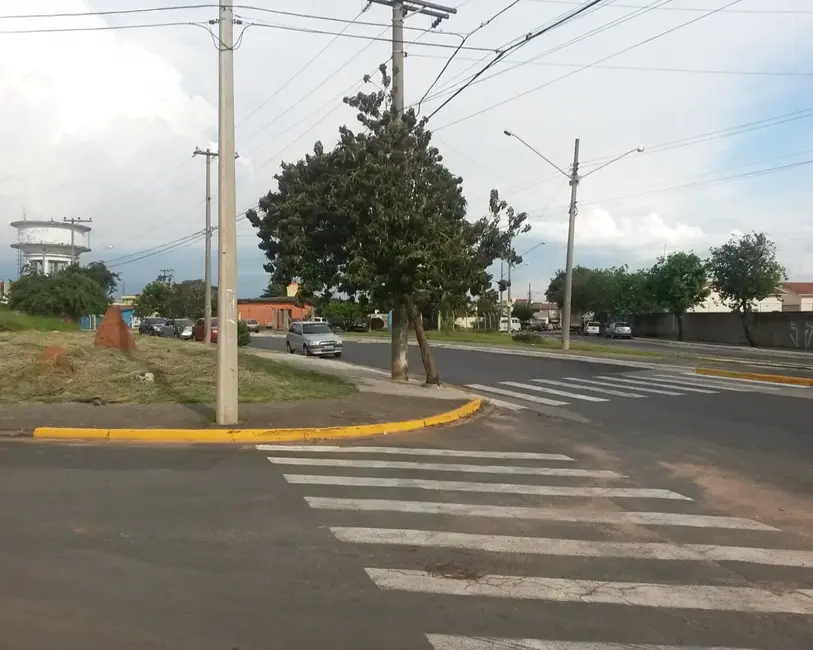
[0,4,214,21]
[424,0,672,106]
[243,19,495,52]
[0,20,208,36]
[525,0,813,15]
[235,8,367,130]
[415,0,522,114]
[433,0,744,130]
[425,0,610,121]
[408,52,813,77]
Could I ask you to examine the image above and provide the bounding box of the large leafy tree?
[9,267,108,321]
[707,232,786,346]
[78,262,120,297]
[649,252,709,341]
[247,66,527,384]
[133,280,175,318]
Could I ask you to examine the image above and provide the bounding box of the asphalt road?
[2,408,812,649]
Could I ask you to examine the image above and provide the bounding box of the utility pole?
[528,282,532,305]
[158,268,174,284]
[216,0,239,425]
[62,217,92,265]
[366,0,457,381]
[561,138,580,351]
[193,147,218,345]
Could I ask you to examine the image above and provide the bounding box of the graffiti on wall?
[789,320,813,350]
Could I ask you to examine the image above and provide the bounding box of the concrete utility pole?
[561,138,580,350]
[216,0,239,425]
[62,217,92,265]
[366,0,457,381]
[158,268,174,284]
[503,130,643,350]
[193,147,218,345]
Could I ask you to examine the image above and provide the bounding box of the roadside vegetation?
[0,332,352,404]
[0,307,79,332]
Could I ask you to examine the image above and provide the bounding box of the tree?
[512,303,536,322]
[9,268,108,321]
[649,252,709,341]
[78,262,120,297]
[262,279,289,298]
[134,280,175,318]
[171,279,214,320]
[247,66,527,384]
[707,231,786,347]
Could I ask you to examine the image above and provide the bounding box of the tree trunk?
[738,310,756,347]
[676,313,684,342]
[406,295,440,385]
[390,297,409,381]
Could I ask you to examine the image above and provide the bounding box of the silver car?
[286,321,343,358]
[605,322,632,339]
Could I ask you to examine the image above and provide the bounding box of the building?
[780,283,813,312]
[10,219,91,275]
[237,297,311,330]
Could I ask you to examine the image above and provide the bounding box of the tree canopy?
[9,266,109,321]
[708,231,786,346]
[648,252,709,340]
[133,278,216,319]
[247,65,528,383]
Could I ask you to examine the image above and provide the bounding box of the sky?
[0,0,811,301]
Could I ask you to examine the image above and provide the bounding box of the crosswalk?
[258,442,813,649]
[466,371,804,410]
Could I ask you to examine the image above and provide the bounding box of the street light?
[503,129,643,350]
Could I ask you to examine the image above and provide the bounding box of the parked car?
[605,321,632,339]
[192,317,218,343]
[285,321,343,357]
[499,317,522,333]
[583,321,601,336]
[243,319,260,333]
[161,318,195,340]
[139,317,167,336]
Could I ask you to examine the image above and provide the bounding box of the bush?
[512,332,539,345]
[237,320,251,347]
[0,306,79,332]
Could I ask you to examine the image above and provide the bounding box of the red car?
[192,317,218,343]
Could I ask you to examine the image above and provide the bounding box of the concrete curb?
[696,367,813,387]
[31,398,483,443]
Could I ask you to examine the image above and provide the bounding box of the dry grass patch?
[0,331,353,404]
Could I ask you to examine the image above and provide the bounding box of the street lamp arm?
[581,146,644,178]
[504,130,570,179]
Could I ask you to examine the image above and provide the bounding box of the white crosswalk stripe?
[426,637,760,650]
[563,377,684,396]
[531,378,646,398]
[261,444,811,647]
[595,376,718,394]
[466,383,569,406]
[500,381,610,402]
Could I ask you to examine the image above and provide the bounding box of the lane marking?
[694,373,797,388]
[426,635,759,650]
[595,376,717,394]
[268,457,621,478]
[501,381,610,403]
[283,475,692,500]
[531,378,645,398]
[649,374,753,392]
[480,396,528,411]
[304,497,777,530]
[257,446,574,461]
[466,384,569,406]
[334,528,813,567]
[563,377,684,396]
[365,569,813,614]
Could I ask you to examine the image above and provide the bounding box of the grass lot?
[0,308,79,332]
[0,331,353,404]
[343,328,665,358]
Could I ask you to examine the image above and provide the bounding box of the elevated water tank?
[10,219,91,276]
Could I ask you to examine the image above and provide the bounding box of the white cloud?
[1,0,812,295]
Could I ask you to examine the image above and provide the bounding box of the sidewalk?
[1,349,479,440]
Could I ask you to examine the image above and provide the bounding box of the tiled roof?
[783,282,813,296]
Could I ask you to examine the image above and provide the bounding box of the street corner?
[696,367,813,387]
[30,398,484,444]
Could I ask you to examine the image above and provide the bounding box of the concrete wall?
[633,311,813,350]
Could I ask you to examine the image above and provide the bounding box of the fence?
[632,311,813,351]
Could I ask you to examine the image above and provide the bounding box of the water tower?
[10,218,92,276]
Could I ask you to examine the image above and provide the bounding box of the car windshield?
[588,322,599,327]
[176,319,193,327]
[615,322,628,327]
[148,318,166,325]
[303,323,333,335]
[247,320,258,324]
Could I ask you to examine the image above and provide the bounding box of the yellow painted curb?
[696,367,813,387]
[32,398,483,443]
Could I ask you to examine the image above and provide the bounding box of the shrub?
[511,332,538,345]
[237,320,251,347]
